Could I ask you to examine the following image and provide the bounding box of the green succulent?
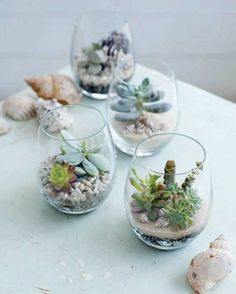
[165,187,202,229]
[130,161,203,228]
[112,78,171,122]
[56,130,109,177]
[49,163,76,190]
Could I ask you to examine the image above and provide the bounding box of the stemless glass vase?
[107,59,178,155]
[125,133,212,250]
[71,11,134,100]
[37,104,116,214]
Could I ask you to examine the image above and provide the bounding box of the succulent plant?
[111,78,171,122]
[49,163,77,190]
[56,130,109,177]
[130,160,203,229]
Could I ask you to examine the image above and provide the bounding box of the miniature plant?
[49,163,77,190]
[130,161,203,229]
[56,130,109,177]
[111,78,171,122]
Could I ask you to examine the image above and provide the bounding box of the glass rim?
[134,132,206,176]
[114,58,176,86]
[40,103,107,141]
[75,10,129,28]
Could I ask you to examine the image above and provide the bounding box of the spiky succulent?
[56,130,109,177]
[49,164,76,190]
[111,78,172,122]
[130,160,203,229]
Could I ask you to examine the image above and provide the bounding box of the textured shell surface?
[187,235,234,294]
[0,117,10,135]
[3,94,36,121]
[25,74,81,104]
[36,98,73,133]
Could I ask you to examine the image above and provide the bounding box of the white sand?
[131,202,209,240]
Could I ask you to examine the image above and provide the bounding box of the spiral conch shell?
[0,117,10,135]
[187,235,234,293]
[25,74,81,105]
[3,94,36,121]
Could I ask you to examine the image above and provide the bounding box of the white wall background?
[1,0,236,102]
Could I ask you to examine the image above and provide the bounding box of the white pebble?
[102,271,112,280]
[77,259,85,267]
[80,271,93,281]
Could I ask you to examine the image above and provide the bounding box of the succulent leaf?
[110,102,134,113]
[88,64,102,75]
[75,166,86,176]
[87,153,109,172]
[60,152,84,166]
[143,102,172,113]
[82,158,99,176]
[88,50,108,64]
[116,84,134,98]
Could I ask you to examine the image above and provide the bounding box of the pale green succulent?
[56,130,109,177]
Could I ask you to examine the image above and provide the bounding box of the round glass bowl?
[71,11,134,100]
[107,59,178,155]
[37,104,116,214]
[125,133,212,250]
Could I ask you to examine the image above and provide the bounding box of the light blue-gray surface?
[0,66,235,293]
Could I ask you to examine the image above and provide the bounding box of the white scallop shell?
[35,98,73,132]
[187,235,234,294]
[3,94,36,120]
[0,117,10,135]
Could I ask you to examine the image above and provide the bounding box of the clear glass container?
[107,59,178,155]
[71,11,134,100]
[37,104,116,214]
[125,133,212,250]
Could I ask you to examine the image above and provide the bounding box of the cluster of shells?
[1,74,81,134]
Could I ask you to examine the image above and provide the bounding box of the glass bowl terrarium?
[71,11,134,100]
[37,104,116,214]
[125,133,212,250]
[107,60,178,155]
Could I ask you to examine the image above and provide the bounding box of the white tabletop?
[0,66,236,294]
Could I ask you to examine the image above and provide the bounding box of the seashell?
[155,216,169,228]
[138,213,150,223]
[3,94,36,121]
[0,117,10,135]
[25,74,81,105]
[35,98,73,133]
[157,208,166,217]
[187,235,234,294]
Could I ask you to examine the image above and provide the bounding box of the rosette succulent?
[56,130,109,177]
[111,78,172,122]
[130,161,203,229]
[49,164,76,190]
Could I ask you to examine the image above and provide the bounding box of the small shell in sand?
[25,74,81,105]
[35,98,73,133]
[0,117,10,135]
[3,94,36,121]
[187,235,234,294]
